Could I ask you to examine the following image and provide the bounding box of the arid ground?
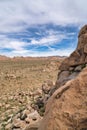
[0,56,64,129]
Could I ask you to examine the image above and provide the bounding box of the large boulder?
[38,67,87,130]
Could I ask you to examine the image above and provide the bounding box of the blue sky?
[0,0,87,57]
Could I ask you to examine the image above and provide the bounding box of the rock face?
[60,25,87,70]
[54,25,87,89]
[38,68,87,130]
[38,25,87,130]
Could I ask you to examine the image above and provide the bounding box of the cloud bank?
[0,0,87,56]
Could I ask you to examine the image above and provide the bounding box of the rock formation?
[60,25,87,70]
[38,25,87,130]
[54,25,87,90]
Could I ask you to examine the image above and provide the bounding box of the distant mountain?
[0,55,66,61]
[0,55,10,60]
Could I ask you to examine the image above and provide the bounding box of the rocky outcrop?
[54,25,87,90]
[60,25,87,71]
[38,67,87,130]
[38,25,87,130]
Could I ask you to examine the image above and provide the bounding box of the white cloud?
[30,35,64,45]
[8,41,26,51]
[0,27,77,57]
[1,47,73,57]
[0,30,74,51]
[0,0,87,33]
[0,0,86,57]
[29,29,76,46]
[0,36,26,51]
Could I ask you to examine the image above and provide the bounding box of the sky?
[0,0,87,57]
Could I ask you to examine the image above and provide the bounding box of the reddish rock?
[84,44,87,53]
[60,25,87,71]
[38,67,87,130]
[55,25,87,90]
